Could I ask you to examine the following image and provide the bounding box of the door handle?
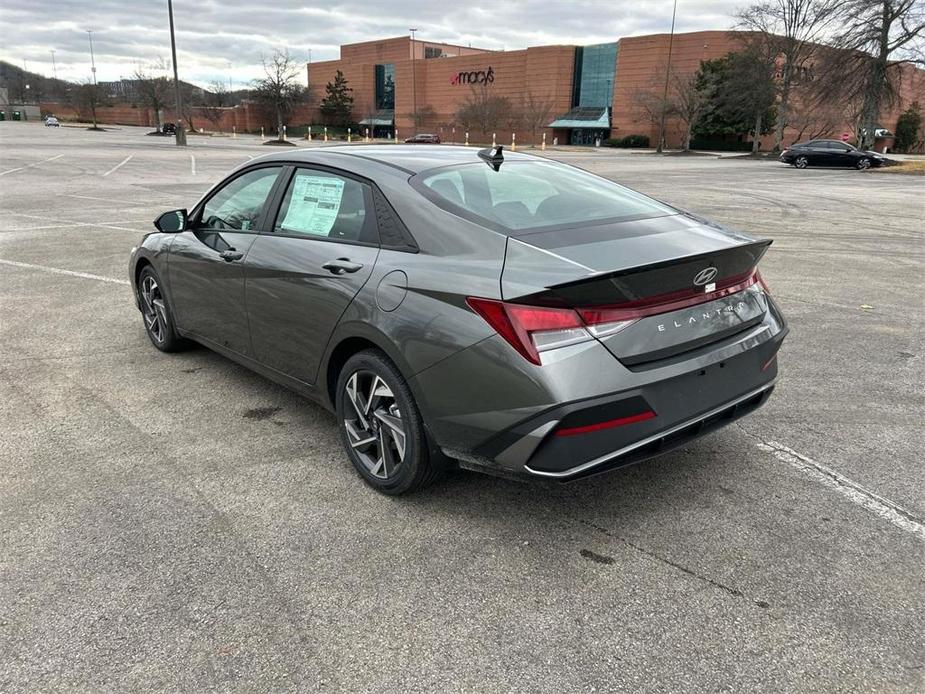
[220,249,244,262]
[322,258,364,275]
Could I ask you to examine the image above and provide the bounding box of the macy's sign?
[451,66,494,86]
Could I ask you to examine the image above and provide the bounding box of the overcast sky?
[1,1,743,88]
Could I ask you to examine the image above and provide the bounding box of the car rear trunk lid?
[500,214,772,365]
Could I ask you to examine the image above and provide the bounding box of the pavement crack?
[578,519,768,606]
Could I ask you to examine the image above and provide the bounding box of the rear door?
[168,165,284,355]
[244,166,380,384]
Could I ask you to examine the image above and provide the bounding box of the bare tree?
[133,67,172,132]
[519,91,556,145]
[669,72,706,150]
[252,49,305,140]
[738,0,841,150]
[455,85,510,139]
[822,0,925,149]
[406,105,437,130]
[75,80,107,129]
[200,80,229,132]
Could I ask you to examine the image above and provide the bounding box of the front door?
[168,165,284,355]
[245,167,380,384]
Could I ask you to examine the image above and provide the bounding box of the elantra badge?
[693,267,718,292]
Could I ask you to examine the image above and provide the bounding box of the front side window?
[274,169,375,243]
[200,167,281,231]
[418,161,675,232]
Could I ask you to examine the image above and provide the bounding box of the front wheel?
[138,265,185,352]
[336,350,442,495]
[856,157,872,170]
[794,155,809,169]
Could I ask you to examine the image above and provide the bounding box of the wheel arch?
[321,325,423,412]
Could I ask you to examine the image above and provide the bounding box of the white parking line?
[0,258,129,285]
[0,154,65,177]
[4,211,146,234]
[191,154,196,175]
[755,439,925,540]
[102,155,133,177]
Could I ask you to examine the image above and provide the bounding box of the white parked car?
[45,116,60,127]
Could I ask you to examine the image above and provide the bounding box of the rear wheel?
[794,155,809,169]
[138,266,184,352]
[856,157,872,170]
[336,350,441,495]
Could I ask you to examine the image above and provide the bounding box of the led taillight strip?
[578,271,760,325]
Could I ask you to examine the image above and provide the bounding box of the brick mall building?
[308,31,925,148]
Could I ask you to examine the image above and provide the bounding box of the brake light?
[466,297,586,365]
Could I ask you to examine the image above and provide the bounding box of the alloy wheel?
[795,156,808,169]
[857,158,871,170]
[343,370,407,479]
[140,274,168,344]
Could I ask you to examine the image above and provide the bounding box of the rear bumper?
[524,380,774,479]
[418,307,786,481]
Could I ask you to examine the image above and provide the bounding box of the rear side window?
[418,161,675,232]
[274,169,377,244]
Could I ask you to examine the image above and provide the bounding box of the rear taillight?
[468,268,767,365]
[466,298,590,365]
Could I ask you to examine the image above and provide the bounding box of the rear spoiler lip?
[538,238,773,292]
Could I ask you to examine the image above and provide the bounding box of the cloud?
[1,0,740,88]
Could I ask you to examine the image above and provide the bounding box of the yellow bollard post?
[492,132,496,147]
[261,126,264,140]
[348,127,352,143]
[283,125,287,141]
[512,132,516,151]
[365,127,369,143]
[307,126,312,141]
[541,132,546,151]
[232,125,236,139]
[465,131,469,146]
[324,126,328,142]
[394,130,398,144]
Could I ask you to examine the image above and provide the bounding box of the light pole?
[167,0,187,146]
[409,28,418,132]
[50,50,57,81]
[655,0,678,152]
[86,30,99,129]
[656,0,678,153]
[86,30,97,84]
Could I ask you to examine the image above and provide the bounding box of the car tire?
[794,156,808,169]
[138,265,185,352]
[856,157,872,170]
[336,350,443,495]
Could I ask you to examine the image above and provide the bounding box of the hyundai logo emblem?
[693,267,718,286]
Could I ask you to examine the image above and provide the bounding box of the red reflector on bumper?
[554,410,656,437]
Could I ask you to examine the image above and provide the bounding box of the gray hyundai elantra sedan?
[130,145,787,494]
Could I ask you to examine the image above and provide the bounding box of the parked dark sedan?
[130,145,787,494]
[404,133,441,144]
[780,139,886,169]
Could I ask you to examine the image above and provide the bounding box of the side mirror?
[154,209,188,233]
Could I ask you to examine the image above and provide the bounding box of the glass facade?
[375,63,395,110]
[567,43,618,144]
[573,43,617,108]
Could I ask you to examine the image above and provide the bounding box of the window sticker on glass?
[281,175,345,236]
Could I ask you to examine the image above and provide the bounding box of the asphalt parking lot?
[1,122,923,693]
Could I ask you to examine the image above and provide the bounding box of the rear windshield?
[417,160,675,232]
